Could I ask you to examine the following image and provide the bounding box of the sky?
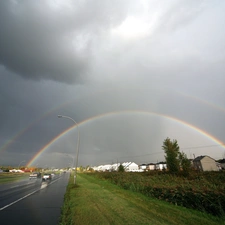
[0,0,225,168]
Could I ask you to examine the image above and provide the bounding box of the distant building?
[98,164,112,172]
[193,155,218,171]
[155,162,167,170]
[139,164,147,170]
[147,163,156,171]
[111,163,120,171]
[217,159,225,170]
[9,169,24,173]
[122,162,139,172]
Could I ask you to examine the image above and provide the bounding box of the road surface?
[0,172,70,225]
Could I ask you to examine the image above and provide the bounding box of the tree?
[162,137,180,174]
[79,166,84,172]
[179,152,191,176]
[118,164,125,172]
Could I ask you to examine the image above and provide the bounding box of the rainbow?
[1,89,225,156]
[26,110,225,167]
[0,94,90,154]
[177,91,225,113]
[0,111,54,154]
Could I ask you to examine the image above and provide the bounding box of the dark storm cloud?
[0,0,225,167]
[0,0,129,83]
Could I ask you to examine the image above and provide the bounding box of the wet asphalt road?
[0,172,70,225]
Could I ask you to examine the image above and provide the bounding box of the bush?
[89,171,225,217]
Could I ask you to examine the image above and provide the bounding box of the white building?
[147,163,156,171]
[111,163,120,171]
[9,169,24,173]
[122,162,139,172]
[139,164,147,170]
[92,162,143,172]
[98,164,112,172]
[155,162,167,170]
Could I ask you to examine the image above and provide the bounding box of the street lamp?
[66,154,75,171]
[58,115,80,185]
[18,160,26,169]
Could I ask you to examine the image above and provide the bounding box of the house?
[139,164,147,170]
[155,162,167,170]
[111,163,120,171]
[122,162,139,172]
[23,169,33,173]
[97,164,112,172]
[193,155,219,171]
[147,163,156,171]
[9,169,24,173]
[217,159,225,170]
[92,166,99,171]
[92,162,142,172]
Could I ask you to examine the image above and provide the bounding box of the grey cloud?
[155,0,207,32]
[0,1,224,167]
[0,2,87,83]
[0,0,129,83]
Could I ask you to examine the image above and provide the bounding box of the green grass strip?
[60,173,224,225]
[0,173,29,184]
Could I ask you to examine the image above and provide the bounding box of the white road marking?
[0,190,38,211]
[0,176,61,211]
[10,185,19,188]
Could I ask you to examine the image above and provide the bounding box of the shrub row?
[90,171,225,217]
[141,186,225,216]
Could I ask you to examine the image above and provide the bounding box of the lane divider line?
[0,176,62,211]
[0,190,38,211]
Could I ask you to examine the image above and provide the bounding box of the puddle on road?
[40,182,48,189]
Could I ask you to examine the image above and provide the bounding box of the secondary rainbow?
[1,89,224,156]
[26,110,225,167]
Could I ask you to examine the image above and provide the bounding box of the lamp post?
[58,115,80,185]
[66,154,75,171]
[18,160,26,169]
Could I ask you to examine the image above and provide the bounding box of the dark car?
[29,172,41,179]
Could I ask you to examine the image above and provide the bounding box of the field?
[91,171,225,217]
[0,172,29,184]
[59,172,225,225]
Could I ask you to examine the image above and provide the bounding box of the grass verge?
[0,173,29,184]
[60,173,224,225]
[93,171,225,217]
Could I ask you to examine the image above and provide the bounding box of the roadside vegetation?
[60,137,224,224]
[162,137,192,176]
[93,170,225,217]
[59,173,224,225]
[0,172,29,184]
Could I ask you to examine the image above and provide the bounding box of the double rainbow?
[26,110,225,167]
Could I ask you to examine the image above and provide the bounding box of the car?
[29,172,41,179]
[42,173,52,181]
